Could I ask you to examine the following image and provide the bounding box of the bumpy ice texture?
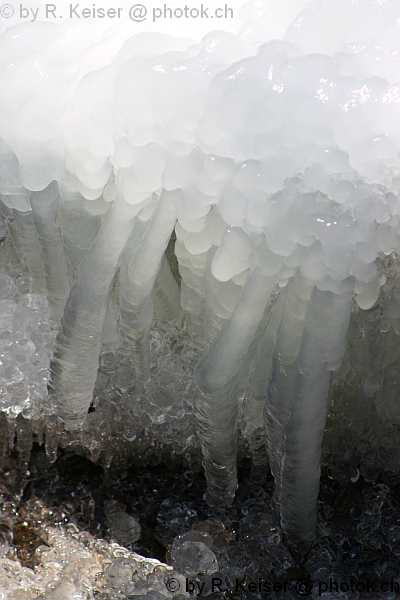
[2,0,400,546]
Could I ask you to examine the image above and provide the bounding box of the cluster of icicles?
[3,0,400,547]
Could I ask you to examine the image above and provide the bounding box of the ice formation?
[2,0,400,550]
[0,488,182,600]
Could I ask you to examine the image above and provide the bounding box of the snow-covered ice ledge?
[2,0,400,547]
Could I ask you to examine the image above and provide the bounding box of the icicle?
[57,196,103,284]
[195,378,238,506]
[195,268,277,506]
[7,418,16,451]
[265,274,314,514]
[347,303,363,373]
[99,293,122,380]
[15,415,33,471]
[175,228,207,337]
[203,247,243,346]
[279,288,352,546]
[237,298,271,399]
[0,202,21,257]
[119,189,178,388]
[0,203,7,242]
[30,182,70,322]
[244,285,287,473]
[44,416,63,462]
[48,193,140,430]
[0,412,8,462]
[152,254,183,321]
[361,301,383,397]
[245,288,286,429]
[14,207,46,291]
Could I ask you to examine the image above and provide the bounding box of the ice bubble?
[105,557,137,591]
[171,537,218,577]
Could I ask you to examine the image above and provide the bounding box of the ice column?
[244,286,287,474]
[0,207,7,242]
[278,288,352,544]
[119,190,179,388]
[14,207,45,293]
[265,274,314,513]
[175,229,207,337]
[48,192,140,429]
[30,182,70,322]
[195,267,277,506]
[152,255,182,322]
[361,302,383,397]
[0,203,22,258]
[57,197,103,284]
[203,248,243,346]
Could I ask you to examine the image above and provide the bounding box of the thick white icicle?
[30,182,70,322]
[48,193,140,429]
[279,288,352,545]
[265,274,314,513]
[119,190,178,387]
[195,268,277,506]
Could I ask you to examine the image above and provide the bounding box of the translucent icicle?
[116,214,152,368]
[0,204,7,242]
[195,268,277,506]
[119,190,178,388]
[245,286,288,439]
[245,289,286,430]
[203,248,243,346]
[45,416,64,462]
[279,288,352,545]
[30,182,70,322]
[15,415,33,471]
[244,285,287,471]
[14,208,45,292]
[361,301,383,397]
[57,196,103,284]
[48,193,140,429]
[175,231,207,337]
[265,275,314,514]
[152,254,183,321]
[195,379,238,506]
[0,412,8,461]
[0,202,22,258]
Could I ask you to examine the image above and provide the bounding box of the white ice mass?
[1,0,400,549]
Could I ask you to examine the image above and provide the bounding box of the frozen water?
[2,0,400,556]
[105,501,141,545]
[171,533,219,577]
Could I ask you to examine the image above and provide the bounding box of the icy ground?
[3,443,400,600]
